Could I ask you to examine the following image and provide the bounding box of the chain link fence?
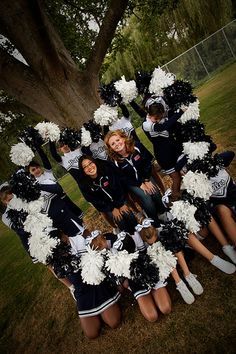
[162,20,236,86]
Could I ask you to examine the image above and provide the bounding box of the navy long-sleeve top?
[113,141,153,187]
[80,161,127,212]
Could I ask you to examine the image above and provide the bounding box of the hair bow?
[135,218,154,232]
[145,96,168,111]
[161,188,172,208]
[112,231,127,251]
[85,229,101,246]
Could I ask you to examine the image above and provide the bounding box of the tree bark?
[0,0,129,128]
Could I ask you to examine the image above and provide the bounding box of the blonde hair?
[104,129,135,162]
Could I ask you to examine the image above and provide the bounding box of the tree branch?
[85,0,129,78]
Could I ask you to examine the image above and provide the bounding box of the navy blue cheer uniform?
[210,169,236,212]
[142,110,184,174]
[67,272,120,318]
[36,145,83,219]
[82,138,108,161]
[79,160,137,234]
[113,142,166,226]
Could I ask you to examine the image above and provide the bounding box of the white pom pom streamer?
[80,247,106,285]
[181,171,213,200]
[94,104,118,126]
[28,229,60,264]
[10,143,34,167]
[35,122,60,142]
[105,250,138,279]
[81,127,92,147]
[170,200,200,233]
[183,141,210,162]
[8,195,28,212]
[179,100,200,123]
[149,67,175,95]
[114,76,138,103]
[147,242,177,281]
[24,213,53,234]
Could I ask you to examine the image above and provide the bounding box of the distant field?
[0,62,236,354]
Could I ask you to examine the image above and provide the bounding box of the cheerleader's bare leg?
[136,294,158,322]
[151,287,172,315]
[169,171,181,200]
[214,205,236,245]
[100,303,121,329]
[80,316,101,339]
[151,163,166,195]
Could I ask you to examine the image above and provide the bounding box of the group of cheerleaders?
[1,95,236,339]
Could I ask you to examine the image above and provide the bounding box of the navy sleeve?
[36,146,52,170]
[81,146,92,156]
[119,103,129,118]
[49,141,62,163]
[151,110,183,132]
[130,100,146,119]
[137,142,153,181]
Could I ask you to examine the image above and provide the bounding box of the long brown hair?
[104,130,135,162]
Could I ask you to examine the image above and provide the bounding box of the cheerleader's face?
[29,166,43,178]
[148,113,163,123]
[59,144,71,154]
[108,134,126,154]
[81,159,97,178]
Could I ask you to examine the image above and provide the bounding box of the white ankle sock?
[222,245,236,264]
[210,255,236,274]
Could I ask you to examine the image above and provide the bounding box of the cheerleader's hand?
[140,182,149,194]
[120,204,130,214]
[112,207,123,221]
[144,181,157,194]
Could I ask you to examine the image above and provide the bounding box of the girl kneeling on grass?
[137,218,203,305]
[88,230,172,322]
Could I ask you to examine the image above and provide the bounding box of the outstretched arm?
[49,141,62,163]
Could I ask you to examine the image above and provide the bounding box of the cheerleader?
[142,96,184,199]
[136,218,203,304]
[29,144,83,220]
[88,231,172,322]
[78,155,137,234]
[104,130,166,226]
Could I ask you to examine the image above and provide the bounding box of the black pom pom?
[159,220,189,253]
[163,80,197,110]
[7,208,28,231]
[9,169,41,202]
[186,154,223,178]
[48,239,81,278]
[83,120,102,143]
[135,71,152,96]
[59,128,81,150]
[99,81,122,107]
[130,252,160,288]
[174,120,206,144]
[181,191,212,227]
[18,126,44,150]
[102,253,120,286]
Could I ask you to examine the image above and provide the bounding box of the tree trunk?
[0,0,129,128]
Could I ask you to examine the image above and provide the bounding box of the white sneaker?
[176,280,195,304]
[185,273,204,295]
[222,245,236,264]
[210,255,236,274]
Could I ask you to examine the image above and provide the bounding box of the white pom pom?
[105,250,138,278]
[35,122,60,142]
[10,142,34,166]
[81,127,92,147]
[8,195,28,211]
[94,104,118,126]
[26,197,44,214]
[80,247,106,285]
[24,213,53,234]
[179,100,200,123]
[147,242,177,282]
[181,171,213,200]
[149,67,175,95]
[114,76,138,103]
[28,229,59,264]
[170,200,200,233]
[183,141,210,162]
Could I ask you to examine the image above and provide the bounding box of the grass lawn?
[0,63,236,354]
